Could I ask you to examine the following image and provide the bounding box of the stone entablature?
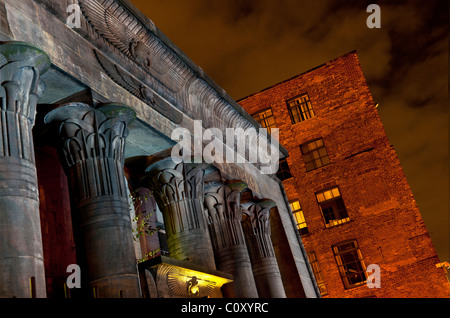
[34,0,286,168]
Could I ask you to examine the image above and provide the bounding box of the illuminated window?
[301,138,330,171]
[315,187,350,228]
[276,158,292,181]
[287,94,315,124]
[289,200,309,236]
[332,240,367,289]
[307,251,328,295]
[251,108,276,134]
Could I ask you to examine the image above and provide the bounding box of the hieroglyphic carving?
[79,0,190,92]
[154,263,227,298]
[167,271,216,298]
[93,49,184,124]
[75,0,279,170]
[94,49,153,104]
[78,1,267,138]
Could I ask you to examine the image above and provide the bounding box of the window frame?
[307,251,328,295]
[300,138,331,172]
[332,240,367,289]
[276,158,293,181]
[251,107,276,134]
[315,186,350,228]
[289,200,309,236]
[286,93,315,124]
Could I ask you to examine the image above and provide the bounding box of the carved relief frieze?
[77,0,263,138]
[152,261,231,298]
[79,0,193,94]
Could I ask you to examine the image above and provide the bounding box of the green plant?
[129,189,160,263]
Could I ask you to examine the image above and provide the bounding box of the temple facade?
[0,0,319,298]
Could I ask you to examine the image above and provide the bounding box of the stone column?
[0,42,50,298]
[204,180,259,298]
[144,158,216,269]
[241,200,286,298]
[44,102,140,298]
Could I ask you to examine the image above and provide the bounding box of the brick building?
[238,51,449,298]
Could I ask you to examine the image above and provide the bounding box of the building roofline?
[237,50,358,102]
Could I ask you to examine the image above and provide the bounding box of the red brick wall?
[239,52,449,298]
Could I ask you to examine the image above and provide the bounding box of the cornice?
[29,0,288,160]
[74,0,287,154]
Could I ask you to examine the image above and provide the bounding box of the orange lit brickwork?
[238,51,449,298]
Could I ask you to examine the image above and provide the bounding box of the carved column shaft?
[44,102,140,298]
[204,181,258,298]
[0,42,50,298]
[241,201,286,298]
[144,159,216,269]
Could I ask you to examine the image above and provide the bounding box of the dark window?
[301,139,330,171]
[287,94,315,124]
[332,240,367,289]
[307,251,328,295]
[315,187,350,228]
[252,108,276,134]
[276,159,292,181]
[290,200,309,236]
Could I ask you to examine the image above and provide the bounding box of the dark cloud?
[131,0,448,262]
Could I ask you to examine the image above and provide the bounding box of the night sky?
[129,0,449,263]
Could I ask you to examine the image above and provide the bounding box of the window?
[301,139,330,171]
[289,200,309,236]
[307,251,328,295]
[315,187,350,228]
[287,94,315,124]
[332,240,367,289]
[251,108,276,134]
[276,158,292,181]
